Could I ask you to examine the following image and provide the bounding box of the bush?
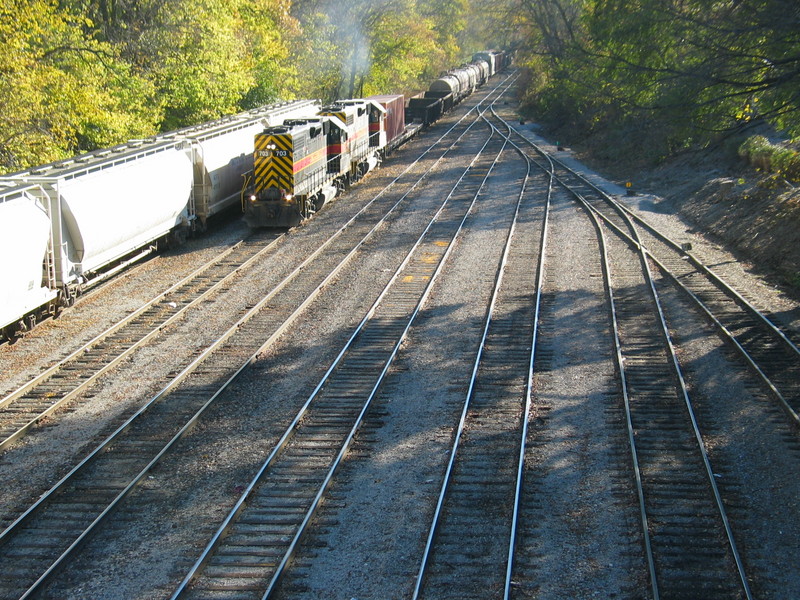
[739,136,800,181]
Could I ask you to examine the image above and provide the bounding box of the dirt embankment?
[634,152,800,290]
[535,110,800,291]
[553,125,800,292]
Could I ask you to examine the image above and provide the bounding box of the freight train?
[243,49,508,227]
[0,100,319,342]
[407,50,509,125]
[1,51,507,342]
[243,97,407,227]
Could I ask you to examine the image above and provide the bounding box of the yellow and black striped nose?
[254,133,294,194]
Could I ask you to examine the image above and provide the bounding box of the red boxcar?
[367,94,406,147]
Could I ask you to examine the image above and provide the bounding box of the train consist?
[243,49,508,227]
[1,50,507,342]
[0,100,320,341]
[243,96,413,227]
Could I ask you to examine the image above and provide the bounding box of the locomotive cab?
[320,100,384,183]
[245,120,333,227]
[340,99,387,149]
[318,102,372,183]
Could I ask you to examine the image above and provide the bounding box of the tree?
[0,0,158,172]
[237,0,300,108]
[514,0,800,158]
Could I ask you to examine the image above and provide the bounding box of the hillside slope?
[635,152,800,292]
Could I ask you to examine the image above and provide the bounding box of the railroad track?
[0,239,153,350]
[0,77,513,600]
[169,93,509,600]
[0,230,283,451]
[5,73,782,600]
[599,212,751,598]
[412,96,550,599]
[481,105,753,597]
[514,134,800,425]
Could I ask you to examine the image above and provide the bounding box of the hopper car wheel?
[2,324,21,344]
[63,288,76,308]
[166,227,188,249]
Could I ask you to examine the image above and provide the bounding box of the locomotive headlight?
[249,194,257,202]
[284,192,293,202]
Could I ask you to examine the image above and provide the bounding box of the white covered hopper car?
[1,100,319,341]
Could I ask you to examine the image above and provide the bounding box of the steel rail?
[0,233,283,451]
[575,195,800,425]
[0,72,511,455]
[0,235,270,407]
[411,108,509,600]
[0,72,508,412]
[170,85,509,600]
[539,154,800,424]
[585,190,661,600]
[410,81,547,599]
[542,149,800,357]
[517,134,753,599]
[0,99,323,349]
[513,132,800,412]
[0,78,514,600]
[500,111,660,596]
[483,101,553,600]
[263,132,502,600]
[0,241,151,349]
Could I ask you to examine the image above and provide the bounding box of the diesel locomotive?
[243,99,386,227]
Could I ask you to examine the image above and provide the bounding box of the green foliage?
[237,0,300,108]
[0,0,159,171]
[290,0,474,101]
[514,0,800,161]
[739,136,800,182]
[147,0,254,130]
[365,9,451,95]
[1,0,508,172]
